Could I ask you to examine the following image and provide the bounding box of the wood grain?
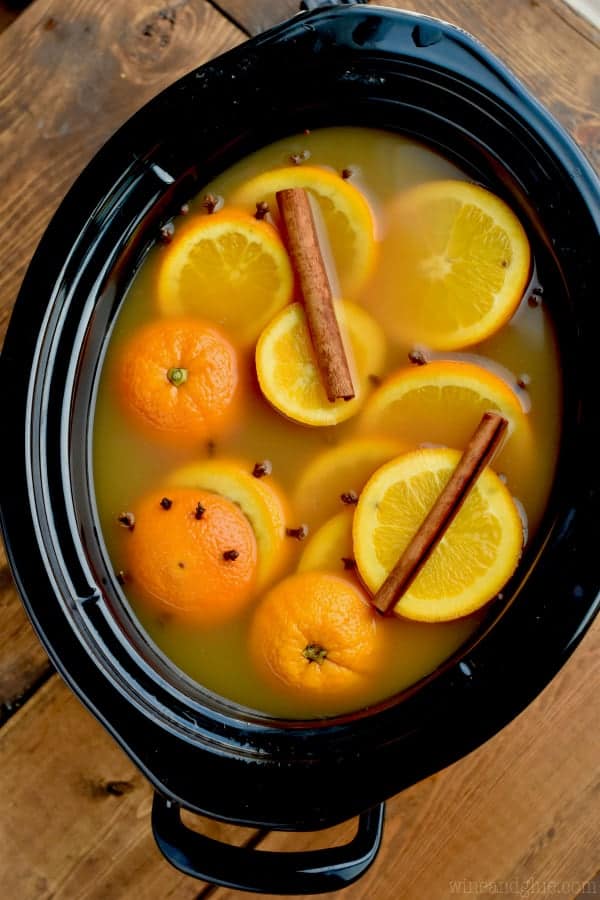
[0,676,259,899]
[207,616,600,900]
[0,0,245,343]
[0,542,51,723]
[1,621,597,897]
[215,0,600,170]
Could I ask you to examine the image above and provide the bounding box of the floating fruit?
[293,436,405,527]
[125,487,257,626]
[157,210,294,346]
[230,165,377,298]
[115,318,239,445]
[353,448,523,621]
[297,509,355,575]
[249,571,380,699]
[255,301,385,426]
[170,459,289,590]
[360,359,534,517]
[372,179,531,348]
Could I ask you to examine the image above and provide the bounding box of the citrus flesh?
[297,509,355,575]
[293,436,406,527]
[170,459,289,590]
[353,448,523,621]
[230,165,377,298]
[157,210,293,346]
[256,301,386,426]
[374,179,531,349]
[360,359,533,513]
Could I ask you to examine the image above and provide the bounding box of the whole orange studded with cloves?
[124,486,258,626]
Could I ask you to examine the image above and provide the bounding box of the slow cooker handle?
[152,793,385,894]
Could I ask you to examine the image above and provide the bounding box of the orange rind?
[353,448,523,621]
[255,301,386,426]
[230,165,377,298]
[157,210,294,346]
[125,487,257,626]
[170,458,290,590]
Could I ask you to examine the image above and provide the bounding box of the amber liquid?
[93,127,561,718]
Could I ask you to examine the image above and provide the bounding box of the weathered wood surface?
[0,677,259,899]
[0,0,244,343]
[0,5,19,34]
[1,622,598,899]
[0,0,598,897]
[0,542,51,723]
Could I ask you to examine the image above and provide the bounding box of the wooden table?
[0,2,598,897]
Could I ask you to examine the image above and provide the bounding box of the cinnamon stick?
[373,412,508,615]
[276,187,355,401]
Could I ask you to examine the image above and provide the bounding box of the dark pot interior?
[1,4,599,893]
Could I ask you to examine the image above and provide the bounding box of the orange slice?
[230,166,377,298]
[157,210,293,346]
[297,509,355,575]
[170,459,289,590]
[372,180,531,349]
[353,448,523,621]
[256,301,386,426]
[293,436,406,528]
[360,360,533,514]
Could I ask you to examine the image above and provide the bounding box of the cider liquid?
[93,127,561,718]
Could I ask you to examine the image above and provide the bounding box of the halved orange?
[353,448,523,621]
[230,166,377,298]
[255,301,386,426]
[157,210,294,346]
[360,359,533,512]
[170,458,290,590]
[293,436,406,527]
[371,180,531,349]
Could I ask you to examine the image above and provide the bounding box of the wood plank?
[2,597,597,899]
[215,0,600,170]
[0,675,259,898]
[211,0,294,35]
[0,0,245,343]
[206,616,600,900]
[0,540,51,722]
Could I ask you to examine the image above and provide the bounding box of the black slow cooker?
[1,2,599,894]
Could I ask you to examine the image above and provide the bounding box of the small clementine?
[125,486,257,625]
[115,318,239,445]
[249,571,380,701]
